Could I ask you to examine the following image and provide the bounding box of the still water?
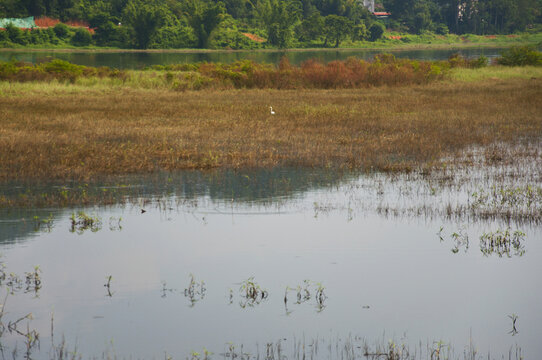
[0,47,507,69]
[0,147,541,359]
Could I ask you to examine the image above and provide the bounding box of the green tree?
[368,22,385,41]
[53,23,71,39]
[324,15,352,48]
[123,0,168,48]
[297,12,325,41]
[184,0,225,48]
[71,27,92,46]
[323,14,351,47]
[260,0,299,48]
[351,22,367,41]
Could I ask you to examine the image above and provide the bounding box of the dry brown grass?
[0,77,541,182]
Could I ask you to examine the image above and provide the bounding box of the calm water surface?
[1,149,541,359]
[0,47,508,69]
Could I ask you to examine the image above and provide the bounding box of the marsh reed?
[1,74,540,183]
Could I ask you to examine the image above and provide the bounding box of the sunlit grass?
[450,65,542,81]
[1,74,540,182]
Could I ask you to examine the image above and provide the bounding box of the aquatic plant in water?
[238,277,268,308]
[479,229,526,258]
[32,214,54,232]
[70,211,102,234]
[184,274,206,307]
[283,280,327,313]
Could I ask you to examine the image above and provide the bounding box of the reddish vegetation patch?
[66,19,90,28]
[388,35,402,40]
[242,33,266,43]
[485,35,497,39]
[35,16,94,33]
[35,17,60,27]
[507,35,518,38]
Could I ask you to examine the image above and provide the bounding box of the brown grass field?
[0,73,541,183]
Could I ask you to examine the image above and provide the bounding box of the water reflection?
[0,168,350,243]
[0,47,509,69]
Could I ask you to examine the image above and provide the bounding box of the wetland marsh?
[0,55,541,359]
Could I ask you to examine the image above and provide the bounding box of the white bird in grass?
[269,106,275,115]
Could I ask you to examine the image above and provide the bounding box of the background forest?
[0,0,541,49]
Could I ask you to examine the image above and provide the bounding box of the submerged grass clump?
[238,277,268,308]
[69,211,101,234]
[184,274,206,307]
[283,280,327,314]
[470,185,542,222]
[480,228,526,258]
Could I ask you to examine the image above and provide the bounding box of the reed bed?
[0,74,541,183]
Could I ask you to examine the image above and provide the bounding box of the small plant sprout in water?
[508,314,519,336]
[437,226,469,254]
[184,274,206,307]
[104,275,113,297]
[32,213,54,232]
[70,211,102,234]
[315,282,327,313]
[222,342,250,360]
[480,229,526,258]
[238,277,268,308]
[0,264,42,296]
[437,226,444,242]
[188,348,213,360]
[161,281,175,298]
[283,280,327,314]
[24,265,42,296]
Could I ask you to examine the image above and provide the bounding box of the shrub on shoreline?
[0,52,514,89]
[0,59,127,83]
[497,46,542,66]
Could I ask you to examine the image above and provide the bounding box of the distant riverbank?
[1,31,541,54]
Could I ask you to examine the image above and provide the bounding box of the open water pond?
[1,145,541,359]
[0,47,508,69]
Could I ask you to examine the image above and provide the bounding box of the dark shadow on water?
[0,168,353,244]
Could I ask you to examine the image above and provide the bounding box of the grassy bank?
[1,65,541,184]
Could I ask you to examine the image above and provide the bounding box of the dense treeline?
[384,0,542,34]
[0,0,541,49]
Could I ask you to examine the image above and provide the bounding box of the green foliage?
[351,22,368,41]
[264,0,298,48]
[123,0,168,49]
[0,30,8,43]
[497,46,542,66]
[209,16,261,49]
[71,27,92,46]
[297,12,324,42]
[1,0,542,49]
[446,53,488,68]
[0,59,127,83]
[324,15,352,47]
[435,23,449,35]
[5,23,28,44]
[184,0,226,48]
[53,22,71,39]
[368,22,385,42]
[150,23,197,49]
